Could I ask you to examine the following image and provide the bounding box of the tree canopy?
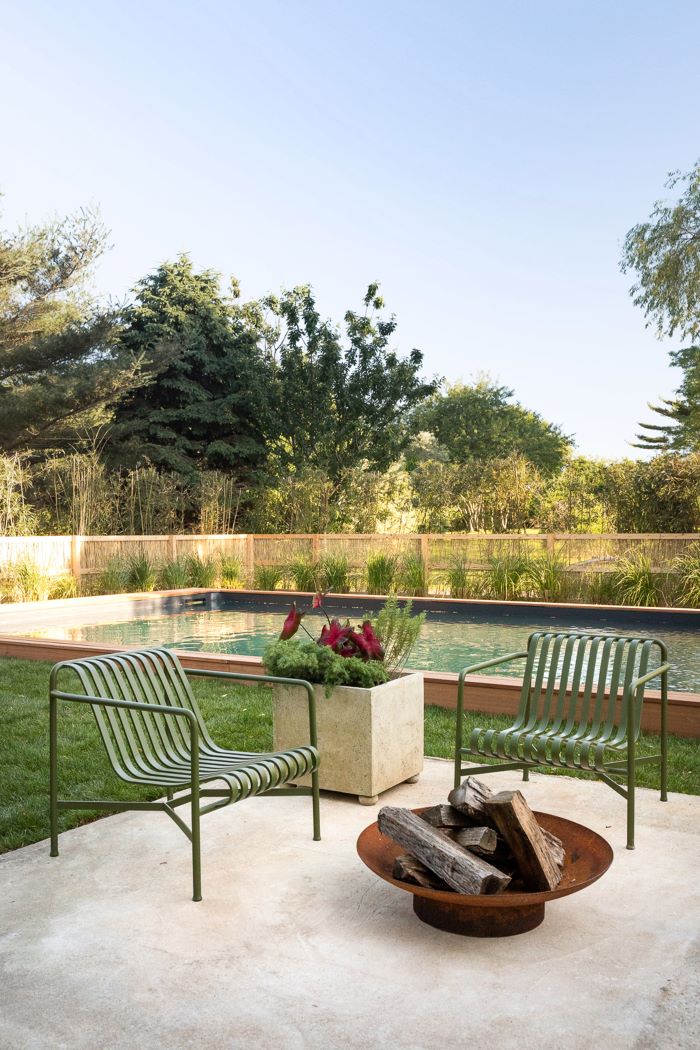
[107,256,270,480]
[0,205,139,453]
[622,163,700,451]
[258,283,437,480]
[634,345,700,452]
[415,378,572,474]
[621,162,700,343]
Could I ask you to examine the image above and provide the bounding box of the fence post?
[311,533,320,561]
[546,533,555,556]
[169,534,177,561]
[245,535,254,583]
[70,535,82,581]
[420,534,430,591]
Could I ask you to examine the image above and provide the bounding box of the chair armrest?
[50,689,198,724]
[628,663,671,696]
[458,651,529,684]
[48,688,201,781]
[622,663,671,747]
[184,668,318,751]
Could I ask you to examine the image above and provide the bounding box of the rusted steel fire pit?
[356,808,613,937]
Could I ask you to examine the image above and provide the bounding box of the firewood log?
[392,854,451,890]
[483,790,563,891]
[447,777,496,826]
[419,804,473,829]
[378,807,511,895]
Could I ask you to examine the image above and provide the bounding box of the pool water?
[29,601,700,693]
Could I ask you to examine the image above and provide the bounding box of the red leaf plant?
[279,593,385,662]
[280,602,304,640]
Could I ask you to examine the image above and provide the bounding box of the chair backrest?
[56,648,213,781]
[516,631,665,744]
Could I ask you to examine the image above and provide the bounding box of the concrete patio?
[1,759,698,1050]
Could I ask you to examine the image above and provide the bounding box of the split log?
[483,790,562,891]
[378,807,511,895]
[541,827,566,870]
[419,804,473,829]
[447,777,496,826]
[447,826,498,855]
[392,854,450,890]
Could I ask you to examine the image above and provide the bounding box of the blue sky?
[2,0,699,457]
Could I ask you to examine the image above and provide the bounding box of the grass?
[319,553,351,594]
[612,551,665,607]
[398,553,428,596]
[253,564,283,590]
[287,555,321,592]
[365,552,398,594]
[1,655,698,854]
[125,552,158,592]
[185,554,219,588]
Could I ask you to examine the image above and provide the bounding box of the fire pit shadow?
[356,809,613,938]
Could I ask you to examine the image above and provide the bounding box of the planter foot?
[404,775,420,784]
[358,795,379,806]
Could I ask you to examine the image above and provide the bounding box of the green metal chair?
[49,647,321,900]
[454,631,670,849]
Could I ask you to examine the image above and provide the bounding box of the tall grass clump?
[0,559,51,602]
[220,555,243,588]
[319,553,351,594]
[365,552,398,595]
[672,543,700,607]
[253,565,283,590]
[521,554,569,602]
[374,596,426,673]
[443,555,480,599]
[287,555,321,592]
[48,575,78,599]
[612,551,664,607]
[0,454,37,535]
[185,554,219,588]
[574,571,619,605]
[159,558,190,590]
[397,553,427,596]
[126,552,158,592]
[95,558,128,595]
[481,554,530,600]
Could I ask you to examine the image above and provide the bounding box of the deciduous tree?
[415,378,571,474]
[259,283,437,480]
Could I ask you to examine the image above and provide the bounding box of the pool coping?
[0,587,698,739]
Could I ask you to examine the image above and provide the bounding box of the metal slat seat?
[454,631,670,849]
[49,648,321,900]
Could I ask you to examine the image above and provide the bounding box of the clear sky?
[2,0,699,457]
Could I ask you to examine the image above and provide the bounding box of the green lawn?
[1,655,698,854]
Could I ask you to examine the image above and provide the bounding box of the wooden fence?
[0,532,698,581]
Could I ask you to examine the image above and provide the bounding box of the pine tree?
[0,205,137,452]
[107,256,270,480]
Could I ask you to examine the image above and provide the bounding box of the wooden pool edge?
[1,632,698,739]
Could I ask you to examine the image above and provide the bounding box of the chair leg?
[191,789,202,902]
[522,768,530,782]
[660,668,668,802]
[49,697,59,858]
[311,769,321,841]
[626,763,635,850]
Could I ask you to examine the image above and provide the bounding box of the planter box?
[272,672,424,805]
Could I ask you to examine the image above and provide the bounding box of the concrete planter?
[272,672,424,805]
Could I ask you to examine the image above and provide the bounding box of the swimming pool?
[24,592,700,694]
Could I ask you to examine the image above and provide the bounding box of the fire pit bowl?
[356,808,613,937]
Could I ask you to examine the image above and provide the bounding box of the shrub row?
[3,546,700,608]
